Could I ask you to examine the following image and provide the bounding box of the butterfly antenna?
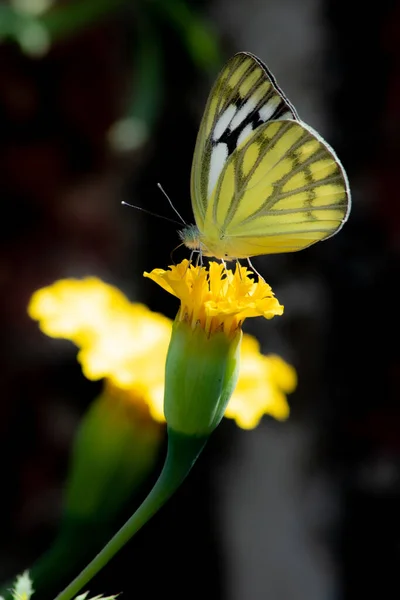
[157,183,187,225]
[121,201,182,226]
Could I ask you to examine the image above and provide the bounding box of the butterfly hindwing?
[202,119,350,257]
[190,52,298,231]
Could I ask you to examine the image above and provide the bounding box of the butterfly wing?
[202,119,351,258]
[190,52,298,234]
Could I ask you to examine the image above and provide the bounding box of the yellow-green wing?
[201,119,351,258]
[191,52,298,233]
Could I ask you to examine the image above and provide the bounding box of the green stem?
[53,428,208,600]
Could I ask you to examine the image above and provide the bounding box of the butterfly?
[179,51,351,261]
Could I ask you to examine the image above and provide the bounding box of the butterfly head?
[179,224,202,252]
[179,224,237,260]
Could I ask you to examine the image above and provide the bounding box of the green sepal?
[164,319,242,436]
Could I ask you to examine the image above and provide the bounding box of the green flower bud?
[164,319,242,436]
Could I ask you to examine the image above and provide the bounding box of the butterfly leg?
[195,250,204,267]
[220,258,233,279]
[181,251,196,277]
[247,257,264,281]
[183,250,202,276]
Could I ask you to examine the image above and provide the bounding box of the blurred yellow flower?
[28,278,170,423]
[226,336,296,429]
[28,277,132,346]
[28,274,295,429]
[144,259,283,338]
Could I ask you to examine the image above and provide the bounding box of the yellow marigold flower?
[145,259,283,338]
[144,260,284,436]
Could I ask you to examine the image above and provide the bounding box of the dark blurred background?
[0,0,399,599]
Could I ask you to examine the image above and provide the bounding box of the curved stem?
[53,429,208,600]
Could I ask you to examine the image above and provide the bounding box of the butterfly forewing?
[190,52,298,231]
[202,119,350,258]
